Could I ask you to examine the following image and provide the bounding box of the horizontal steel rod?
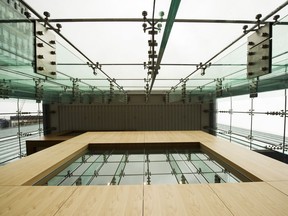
[2,18,288,25]
[45,18,265,24]
[57,63,247,66]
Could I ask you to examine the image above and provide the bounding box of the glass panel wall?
[0,98,43,164]
[216,89,288,155]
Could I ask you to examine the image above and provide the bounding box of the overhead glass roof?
[1,0,288,103]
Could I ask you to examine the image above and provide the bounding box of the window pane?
[120,175,143,185]
[192,160,213,173]
[98,163,119,175]
[150,174,178,184]
[58,163,80,176]
[148,154,167,161]
[203,173,217,183]
[124,162,144,175]
[195,174,208,183]
[148,162,171,174]
[60,176,79,186]
[218,172,239,183]
[185,161,198,172]
[89,176,113,185]
[86,155,101,162]
[185,174,200,184]
[83,163,103,175]
[176,161,191,173]
[107,154,123,162]
[73,163,92,175]
[204,160,223,172]
[128,154,144,162]
[48,176,64,186]
[171,153,182,160]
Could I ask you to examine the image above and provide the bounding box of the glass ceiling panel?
[1,0,288,102]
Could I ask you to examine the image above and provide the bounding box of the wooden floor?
[0,131,288,215]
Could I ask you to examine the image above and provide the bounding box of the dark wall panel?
[53,104,207,132]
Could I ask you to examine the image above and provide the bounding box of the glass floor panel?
[43,149,242,186]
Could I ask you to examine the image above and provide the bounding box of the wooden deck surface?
[0,131,288,215]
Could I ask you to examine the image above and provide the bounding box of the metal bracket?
[181,82,186,103]
[34,79,44,103]
[34,21,57,79]
[249,78,259,98]
[215,78,223,97]
[247,23,272,79]
[71,78,80,102]
[0,80,11,99]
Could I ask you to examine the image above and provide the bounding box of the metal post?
[249,98,254,150]
[283,88,287,154]
[38,102,41,136]
[17,98,22,158]
[229,96,232,142]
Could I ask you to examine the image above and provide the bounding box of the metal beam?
[2,18,286,25]
[44,18,267,24]
[149,0,181,94]
[57,63,247,66]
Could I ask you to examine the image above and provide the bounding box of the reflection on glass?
[83,163,102,175]
[61,176,79,186]
[73,163,92,175]
[107,154,123,162]
[216,89,288,155]
[150,174,178,184]
[44,150,241,186]
[90,176,113,185]
[128,154,144,162]
[58,163,80,176]
[176,161,191,173]
[98,163,119,175]
[148,162,171,174]
[148,154,167,161]
[120,175,143,185]
[185,174,200,184]
[124,162,144,175]
[48,176,64,186]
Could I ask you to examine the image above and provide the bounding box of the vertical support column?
[249,98,254,150]
[283,88,287,154]
[38,102,42,136]
[181,81,186,103]
[17,98,22,158]
[229,96,232,142]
